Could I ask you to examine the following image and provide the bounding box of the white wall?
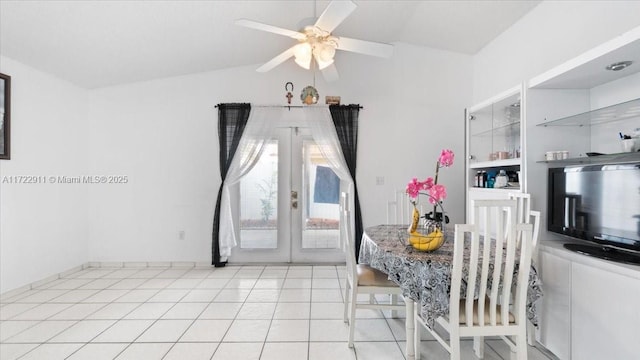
[4,0,639,290]
[0,56,89,293]
[590,73,640,154]
[86,43,472,263]
[473,0,640,103]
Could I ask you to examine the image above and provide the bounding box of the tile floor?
[0,265,556,359]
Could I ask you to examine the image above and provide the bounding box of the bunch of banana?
[407,206,444,251]
[408,228,445,252]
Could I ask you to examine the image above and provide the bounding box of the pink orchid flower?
[438,149,454,167]
[429,184,447,204]
[406,149,454,207]
[406,177,423,199]
[423,177,434,190]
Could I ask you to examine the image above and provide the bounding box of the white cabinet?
[571,261,640,360]
[537,250,571,360]
[465,85,524,221]
[538,243,640,360]
[466,24,640,360]
[524,26,640,240]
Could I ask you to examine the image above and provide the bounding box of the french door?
[229,127,346,263]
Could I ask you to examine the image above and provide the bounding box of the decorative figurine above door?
[301,85,319,105]
[285,82,294,104]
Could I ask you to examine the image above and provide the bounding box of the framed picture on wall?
[0,72,10,160]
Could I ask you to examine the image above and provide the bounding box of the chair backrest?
[508,192,542,249]
[387,189,414,225]
[529,210,541,248]
[530,210,541,264]
[341,208,357,285]
[508,192,531,226]
[451,199,533,328]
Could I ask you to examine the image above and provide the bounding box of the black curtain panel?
[329,104,364,262]
[212,103,251,267]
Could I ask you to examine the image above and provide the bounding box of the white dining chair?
[526,209,541,345]
[415,199,533,360]
[387,189,412,225]
[507,192,532,245]
[508,193,541,346]
[508,192,531,228]
[341,207,404,348]
[507,192,541,248]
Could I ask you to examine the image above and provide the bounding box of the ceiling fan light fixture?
[293,43,312,69]
[236,0,393,80]
[313,51,334,70]
[294,42,312,59]
[317,43,336,62]
[294,55,312,70]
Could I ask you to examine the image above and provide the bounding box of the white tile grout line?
[2,262,347,300]
[26,268,209,360]
[0,262,204,301]
[1,265,553,360]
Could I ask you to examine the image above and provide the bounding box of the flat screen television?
[548,162,640,265]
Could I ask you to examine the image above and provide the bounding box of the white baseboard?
[1,261,215,298]
[0,263,87,300]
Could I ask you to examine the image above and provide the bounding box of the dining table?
[358,224,543,360]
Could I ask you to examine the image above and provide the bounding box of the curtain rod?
[214,104,363,110]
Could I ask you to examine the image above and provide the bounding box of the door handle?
[291,191,298,200]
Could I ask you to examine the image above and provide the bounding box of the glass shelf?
[470,158,521,169]
[469,186,521,192]
[537,97,640,127]
[537,151,640,166]
[471,120,521,137]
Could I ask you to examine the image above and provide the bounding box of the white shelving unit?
[464,85,524,221]
[533,97,640,166]
[525,26,640,360]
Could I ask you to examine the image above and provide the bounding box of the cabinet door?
[571,262,640,360]
[468,105,493,164]
[537,251,571,360]
[467,91,521,165]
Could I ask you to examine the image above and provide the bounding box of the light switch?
[376,176,385,185]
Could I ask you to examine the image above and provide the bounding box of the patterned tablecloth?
[358,225,543,328]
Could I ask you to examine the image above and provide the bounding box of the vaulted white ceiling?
[0,0,540,89]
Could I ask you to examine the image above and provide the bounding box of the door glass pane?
[301,139,340,249]
[469,106,493,163]
[239,141,278,249]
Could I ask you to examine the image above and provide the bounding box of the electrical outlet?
[178,230,185,240]
[376,176,385,185]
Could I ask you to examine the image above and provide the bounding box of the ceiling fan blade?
[314,0,357,33]
[256,46,297,73]
[336,36,394,58]
[321,63,340,83]
[235,19,306,40]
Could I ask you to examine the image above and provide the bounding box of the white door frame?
[229,127,345,264]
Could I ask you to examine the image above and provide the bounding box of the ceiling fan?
[235,0,393,82]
